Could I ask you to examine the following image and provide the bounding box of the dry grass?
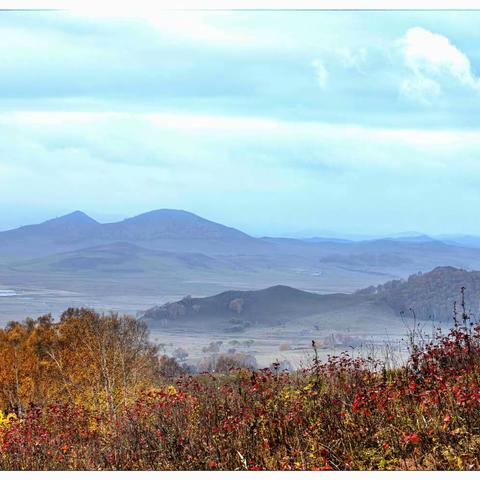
[1,319,480,470]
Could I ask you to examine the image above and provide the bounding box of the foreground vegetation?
[1,306,480,470]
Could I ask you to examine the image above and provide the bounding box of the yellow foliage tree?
[0,309,160,414]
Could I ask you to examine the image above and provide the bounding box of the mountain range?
[0,210,478,283]
[3,209,480,254]
[0,209,264,258]
[2,210,480,324]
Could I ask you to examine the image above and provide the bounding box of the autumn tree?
[0,309,162,414]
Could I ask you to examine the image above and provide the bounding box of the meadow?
[0,306,479,470]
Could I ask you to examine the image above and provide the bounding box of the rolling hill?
[140,284,359,331]
[9,242,246,276]
[141,267,480,332]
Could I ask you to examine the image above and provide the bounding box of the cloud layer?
[0,12,480,235]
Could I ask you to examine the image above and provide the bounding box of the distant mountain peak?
[44,211,98,225]
[125,209,198,221]
[116,208,253,241]
[0,208,264,256]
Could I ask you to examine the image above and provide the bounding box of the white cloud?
[311,59,328,89]
[398,27,480,102]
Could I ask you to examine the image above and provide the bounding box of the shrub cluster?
[1,309,480,469]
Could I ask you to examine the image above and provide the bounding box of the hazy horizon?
[1,11,480,235]
[0,207,479,240]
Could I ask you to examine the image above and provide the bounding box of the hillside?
[358,266,480,323]
[11,242,237,275]
[103,209,252,241]
[141,285,358,331]
[0,211,99,240]
[0,211,101,258]
[142,267,480,331]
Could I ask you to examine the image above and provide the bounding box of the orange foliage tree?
[0,309,160,414]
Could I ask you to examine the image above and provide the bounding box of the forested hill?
[142,267,480,330]
[358,266,480,323]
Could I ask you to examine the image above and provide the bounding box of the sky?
[1,10,480,236]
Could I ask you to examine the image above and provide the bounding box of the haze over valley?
[1,209,480,367]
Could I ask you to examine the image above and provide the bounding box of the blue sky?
[1,10,480,236]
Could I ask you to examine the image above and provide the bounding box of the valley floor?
[0,284,410,369]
